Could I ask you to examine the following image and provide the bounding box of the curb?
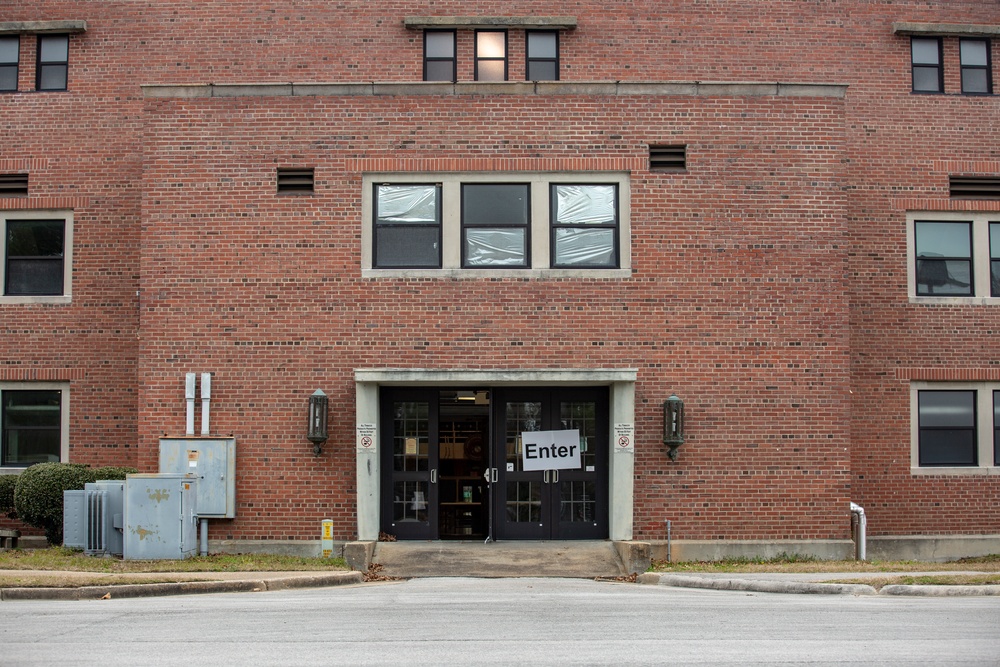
[880,584,1000,597]
[0,571,364,601]
[636,573,877,596]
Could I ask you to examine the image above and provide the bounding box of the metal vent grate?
[649,145,686,171]
[950,176,1000,200]
[277,168,315,194]
[0,173,28,196]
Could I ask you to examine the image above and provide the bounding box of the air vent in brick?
[0,173,28,197]
[649,145,686,171]
[277,168,315,194]
[949,176,1000,200]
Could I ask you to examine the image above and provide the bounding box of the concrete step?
[371,541,629,579]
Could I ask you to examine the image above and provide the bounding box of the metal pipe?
[666,520,672,563]
[200,518,208,557]
[185,373,196,436]
[850,502,867,561]
[200,373,211,435]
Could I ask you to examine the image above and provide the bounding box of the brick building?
[1,1,997,559]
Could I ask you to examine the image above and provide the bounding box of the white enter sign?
[521,430,582,471]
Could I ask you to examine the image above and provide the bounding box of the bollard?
[321,519,334,558]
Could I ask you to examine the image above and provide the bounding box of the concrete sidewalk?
[2,567,998,600]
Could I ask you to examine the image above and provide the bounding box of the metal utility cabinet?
[159,437,236,518]
[123,474,199,560]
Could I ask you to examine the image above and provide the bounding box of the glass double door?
[380,387,608,541]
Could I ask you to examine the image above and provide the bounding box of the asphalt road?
[2,577,998,666]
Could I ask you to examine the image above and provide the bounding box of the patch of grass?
[0,573,206,588]
[0,547,348,573]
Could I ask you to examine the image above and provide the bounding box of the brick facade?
[1,1,997,550]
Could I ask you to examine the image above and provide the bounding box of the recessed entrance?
[379,386,609,541]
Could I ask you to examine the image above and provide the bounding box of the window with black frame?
[960,39,992,95]
[37,34,68,91]
[918,390,977,466]
[911,37,943,93]
[4,218,65,296]
[462,184,530,267]
[0,36,18,92]
[526,31,558,81]
[550,184,618,268]
[424,31,455,82]
[373,184,441,268]
[2,390,61,467]
[914,220,972,296]
[991,222,1000,297]
[995,391,1000,466]
[475,30,507,81]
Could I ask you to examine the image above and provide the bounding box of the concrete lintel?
[354,368,638,386]
[404,16,577,30]
[0,20,87,35]
[211,83,292,97]
[142,80,848,100]
[892,22,1000,37]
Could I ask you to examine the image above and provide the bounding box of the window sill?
[911,466,1000,476]
[362,268,631,280]
[0,295,71,305]
[909,296,1000,306]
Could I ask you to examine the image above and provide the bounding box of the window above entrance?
[362,172,631,278]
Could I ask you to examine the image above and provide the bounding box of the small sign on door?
[521,430,581,471]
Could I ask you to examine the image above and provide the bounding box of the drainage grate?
[950,176,1000,199]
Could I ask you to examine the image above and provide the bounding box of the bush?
[13,463,138,545]
[0,474,18,518]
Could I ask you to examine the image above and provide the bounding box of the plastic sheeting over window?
[376,185,438,224]
[552,185,617,267]
[465,229,527,266]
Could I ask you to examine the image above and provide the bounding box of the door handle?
[552,469,559,484]
[492,468,498,483]
[543,470,549,484]
[430,469,437,484]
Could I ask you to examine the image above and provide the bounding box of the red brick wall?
[1,0,996,542]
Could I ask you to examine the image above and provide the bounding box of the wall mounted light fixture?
[308,389,329,456]
[662,394,685,461]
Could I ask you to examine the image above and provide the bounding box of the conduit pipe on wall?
[850,502,867,561]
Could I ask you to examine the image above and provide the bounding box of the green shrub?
[12,463,138,545]
[0,474,18,518]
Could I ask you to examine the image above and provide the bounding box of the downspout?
[850,502,867,561]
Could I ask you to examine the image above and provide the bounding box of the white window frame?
[906,211,998,304]
[362,172,631,278]
[909,381,1000,475]
[0,209,73,304]
[0,382,70,471]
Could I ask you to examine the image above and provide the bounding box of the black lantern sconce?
[307,389,329,456]
[662,394,685,461]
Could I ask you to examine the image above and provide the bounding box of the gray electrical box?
[124,473,199,560]
[85,480,125,556]
[159,437,236,518]
[63,490,87,549]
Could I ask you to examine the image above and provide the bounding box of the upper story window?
[911,383,1000,472]
[37,34,69,91]
[363,172,629,277]
[374,184,441,268]
[475,31,507,81]
[908,212,999,302]
[526,31,558,81]
[1,210,73,303]
[911,37,943,93]
[960,39,992,95]
[2,388,64,467]
[0,36,18,92]
[462,184,529,267]
[424,31,456,82]
[551,184,619,268]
